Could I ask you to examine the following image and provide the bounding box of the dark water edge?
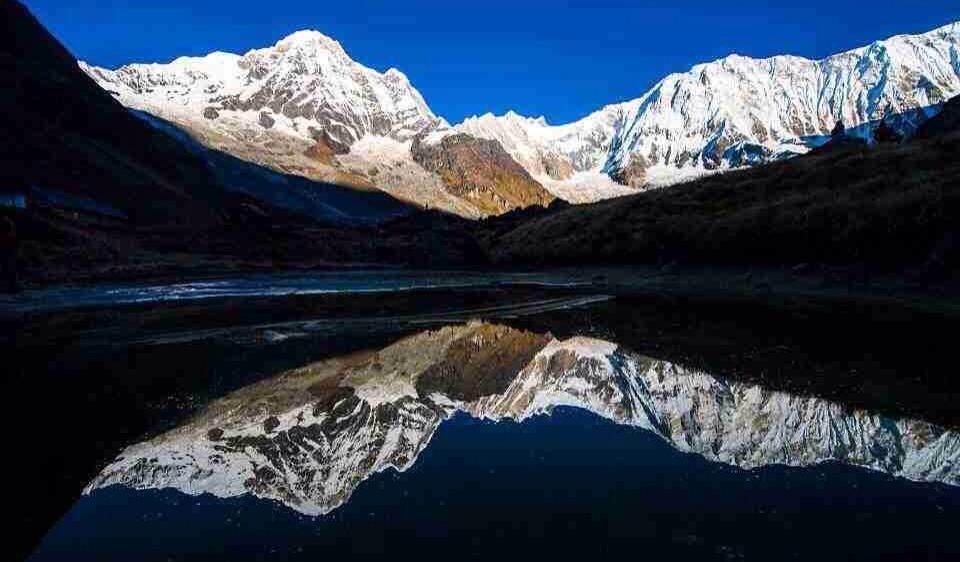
[6,282,960,560]
[4,265,956,316]
[29,409,960,562]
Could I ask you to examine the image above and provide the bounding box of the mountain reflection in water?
[84,321,959,516]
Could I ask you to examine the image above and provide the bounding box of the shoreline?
[5,264,957,317]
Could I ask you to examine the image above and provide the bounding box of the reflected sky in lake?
[29,321,960,561]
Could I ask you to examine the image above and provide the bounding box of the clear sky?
[22,0,960,124]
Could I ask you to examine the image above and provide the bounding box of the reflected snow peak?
[86,322,960,515]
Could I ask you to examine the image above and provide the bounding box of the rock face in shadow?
[134,110,410,222]
[0,0,228,227]
[913,95,960,140]
[85,322,959,517]
[411,134,554,215]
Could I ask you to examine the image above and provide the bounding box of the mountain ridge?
[434,19,960,192]
[79,21,960,216]
[81,20,960,216]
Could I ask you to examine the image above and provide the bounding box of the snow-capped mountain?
[437,21,960,192]
[79,31,488,216]
[86,323,959,515]
[81,30,444,146]
[81,21,960,213]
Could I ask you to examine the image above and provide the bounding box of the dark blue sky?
[23,0,959,124]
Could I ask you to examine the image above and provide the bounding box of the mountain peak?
[274,29,345,54]
[507,111,550,126]
[384,67,409,82]
[82,24,442,148]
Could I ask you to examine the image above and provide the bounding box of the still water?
[26,319,960,561]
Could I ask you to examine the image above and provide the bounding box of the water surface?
[28,321,960,561]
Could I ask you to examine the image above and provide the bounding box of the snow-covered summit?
[81,28,445,147]
[274,29,345,52]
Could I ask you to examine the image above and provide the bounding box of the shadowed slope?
[0,0,231,227]
[486,101,960,274]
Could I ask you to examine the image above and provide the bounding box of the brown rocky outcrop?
[410,134,554,215]
[303,129,351,165]
[414,324,552,401]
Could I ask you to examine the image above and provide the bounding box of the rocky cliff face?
[86,323,960,516]
[411,134,554,215]
[440,109,625,178]
[914,92,960,140]
[430,107,638,202]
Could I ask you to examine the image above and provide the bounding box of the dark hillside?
[0,0,234,226]
[487,103,960,277]
[913,95,960,140]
